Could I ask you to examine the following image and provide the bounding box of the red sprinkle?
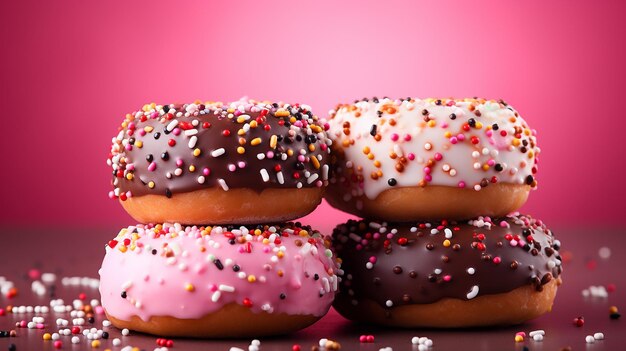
[573,316,585,327]
[292,345,301,351]
[108,240,118,248]
[243,298,253,308]
[168,139,176,147]
[71,326,81,334]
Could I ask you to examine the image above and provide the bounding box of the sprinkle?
[218,179,229,191]
[184,283,195,292]
[211,148,226,157]
[466,285,479,299]
[260,169,270,182]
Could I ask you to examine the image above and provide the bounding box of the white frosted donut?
[326,97,539,220]
[99,223,340,337]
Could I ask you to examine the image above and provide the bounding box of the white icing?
[328,98,539,199]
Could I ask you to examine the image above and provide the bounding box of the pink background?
[2,0,625,229]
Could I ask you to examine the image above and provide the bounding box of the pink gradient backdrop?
[2,0,624,229]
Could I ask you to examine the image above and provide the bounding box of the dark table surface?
[0,225,624,351]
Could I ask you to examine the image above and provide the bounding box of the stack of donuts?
[100,99,340,337]
[325,97,563,327]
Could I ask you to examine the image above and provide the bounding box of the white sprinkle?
[121,328,130,336]
[229,348,244,351]
[166,120,178,131]
[260,169,270,182]
[307,173,319,184]
[385,300,393,307]
[366,262,374,269]
[72,336,80,344]
[529,330,545,337]
[599,247,611,259]
[211,291,221,302]
[256,153,265,160]
[211,148,226,157]
[322,164,329,180]
[532,334,544,341]
[197,176,205,184]
[184,129,198,136]
[102,320,111,327]
[586,335,595,343]
[219,284,235,292]
[112,338,121,346]
[444,228,453,238]
[188,135,198,148]
[277,171,285,184]
[218,178,229,191]
[594,332,605,340]
[466,285,479,300]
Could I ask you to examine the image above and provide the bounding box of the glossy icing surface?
[333,214,562,307]
[99,223,340,321]
[108,99,332,201]
[327,98,539,201]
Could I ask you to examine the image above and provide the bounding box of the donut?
[107,99,332,224]
[326,97,539,221]
[332,214,562,327]
[98,222,340,337]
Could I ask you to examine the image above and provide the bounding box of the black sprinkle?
[121,291,127,299]
[232,265,240,272]
[153,132,161,139]
[492,123,499,130]
[146,154,153,162]
[163,105,170,113]
[102,332,109,339]
[449,113,456,120]
[151,249,157,255]
[161,152,169,160]
[387,178,397,186]
[313,274,319,280]
[525,175,534,185]
[370,124,377,136]
[279,293,286,300]
[214,259,224,270]
[165,189,172,198]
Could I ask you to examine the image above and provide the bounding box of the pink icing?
[99,223,339,321]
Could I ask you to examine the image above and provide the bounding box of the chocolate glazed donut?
[108,100,332,224]
[332,214,563,327]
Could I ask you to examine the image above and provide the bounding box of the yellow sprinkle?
[247,275,256,283]
[299,230,309,237]
[144,126,154,133]
[251,137,262,146]
[443,239,451,247]
[262,238,270,245]
[528,151,534,159]
[43,333,51,340]
[188,165,196,172]
[254,229,262,235]
[238,128,246,136]
[185,283,195,292]
[236,116,247,123]
[311,156,320,169]
[308,144,316,152]
[287,149,294,156]
[119,246,127,253]
[512,139,521,146]
[135,141,143,148]
[277,251,284,259]
[475,122,483,129]
[250,120,258,128]
[444,131,452,138]
[427,120,436,127]
[237,146,245,154]
[132,233,139,240]
[311,125,322,133]
[367,153,375,160]
[130,244,136,251]
[275,108,290,117]
[193,148,201,157]
[270,135,278,149]
[227,108,235,113]
[515,335,524,342]
[125,173,133,180]
[91,340,101,348]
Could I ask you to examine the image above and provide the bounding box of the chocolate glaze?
[333,214,562,308]
[108,100,331,199]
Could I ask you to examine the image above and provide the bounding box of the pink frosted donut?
[326,97,540,221]
[98,222,340,337]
